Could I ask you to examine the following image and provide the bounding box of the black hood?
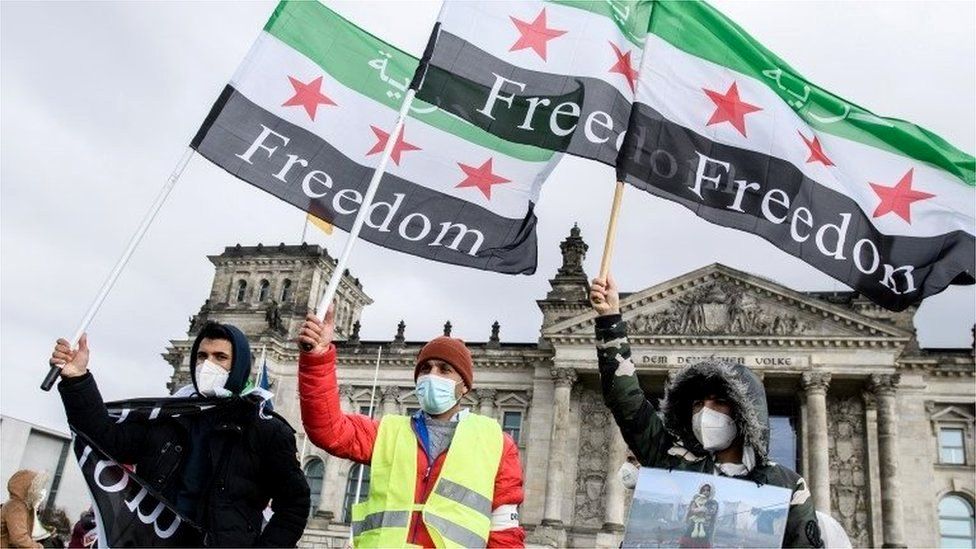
[189,323,251,396]
[660,360,770,464]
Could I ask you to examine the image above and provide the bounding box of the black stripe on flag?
[415,31,632,166]
[617,103,975,311]
[192,88,539,274]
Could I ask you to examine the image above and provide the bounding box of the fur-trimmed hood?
[6,469,48,506]
[660,360,770,464]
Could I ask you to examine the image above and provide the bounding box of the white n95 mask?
[692,406,738,452]
[196,359,231,397]
[618,462,639,490]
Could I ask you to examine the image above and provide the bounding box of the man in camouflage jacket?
[590,275,824,548]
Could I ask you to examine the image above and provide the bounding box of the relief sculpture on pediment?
[628,281,810,336]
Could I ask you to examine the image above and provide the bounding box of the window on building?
[406,407,420,416]
[342,463,371,523]
[503,411,523,444]
[359,405,374,417]
[280,279,293,302]
[235,280,247,303]
[940,428,967,465]
[939,495,975,548]
[258,279,271,302]
[304,458,324,518]
[768,415,798,472]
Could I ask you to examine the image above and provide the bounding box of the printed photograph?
[623,468,792,548]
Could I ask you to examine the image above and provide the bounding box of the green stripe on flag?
[264,0,555,163]
[548,0,653,48]
[649,0,975,186]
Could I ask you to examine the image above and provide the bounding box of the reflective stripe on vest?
[433,478,493,518]
[352,413,505,548]
[424,511,490,548]
[351,510,410,537]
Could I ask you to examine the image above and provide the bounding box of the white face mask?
[692,406,738,452]
[196,359,231,397]
[618,461,639,490]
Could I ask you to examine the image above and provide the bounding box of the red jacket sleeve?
[488,433,525,548]
[298,346,379,464]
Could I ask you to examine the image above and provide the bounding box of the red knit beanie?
[414,337,474,389]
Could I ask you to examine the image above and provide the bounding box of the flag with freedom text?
[192,0,563,274]
[414,0,652,167]
[616,0,974,311]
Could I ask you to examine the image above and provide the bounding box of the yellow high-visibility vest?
[351,413,504,548]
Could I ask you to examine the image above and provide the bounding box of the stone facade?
[166,232,975,548]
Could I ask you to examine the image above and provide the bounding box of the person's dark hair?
[197,321,233,344]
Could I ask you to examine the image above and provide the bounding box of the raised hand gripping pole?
[41,148,195,391]
[300,90,417,352]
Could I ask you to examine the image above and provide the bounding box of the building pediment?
[544,264,911,345]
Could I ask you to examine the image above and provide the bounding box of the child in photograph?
[681,483,718,548]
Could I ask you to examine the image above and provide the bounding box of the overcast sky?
[2,1,973,433]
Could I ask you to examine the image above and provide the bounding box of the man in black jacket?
[49,322,310,547]
[590,275,823,548]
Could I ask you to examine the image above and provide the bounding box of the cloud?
[2,0,973,432]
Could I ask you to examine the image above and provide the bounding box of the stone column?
[380,385,400,418]
[542,367,577,528]
[869,374,905,548]
[800,371,831,512]
[862,390,883,548]
[477,388,497,419]
[602,426,628,532]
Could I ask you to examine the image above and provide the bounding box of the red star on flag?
[282,76,336,121]
[509,8,567,61]
[608,42,638,92]
[798,131,834,166]
[366,125,421,166]
[703,82,762,137]
[869,168,935,223]
[456,158,511,200]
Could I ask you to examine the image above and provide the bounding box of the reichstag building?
[166,227,975,548]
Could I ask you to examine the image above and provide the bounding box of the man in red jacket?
[298,308,525,548]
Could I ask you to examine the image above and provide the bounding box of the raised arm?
[297,308,378,463]
[50,335,148,463]
[590,275,670,466]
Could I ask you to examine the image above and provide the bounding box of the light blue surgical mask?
[415,374,460,415]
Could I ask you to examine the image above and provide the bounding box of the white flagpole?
[258,344,268,386]
[299,433,309,465]
[42,146,196,391]
[300,215,311,243]
[350,345,383,544]
[307,90,417,329]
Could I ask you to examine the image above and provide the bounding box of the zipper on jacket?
[409,415,435,547]
[409,461,434,545]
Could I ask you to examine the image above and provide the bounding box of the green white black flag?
[193,1,562,274]
[616,0,974,311]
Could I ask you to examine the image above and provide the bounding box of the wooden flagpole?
[598,180,625,280]
[41,147,196,391]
